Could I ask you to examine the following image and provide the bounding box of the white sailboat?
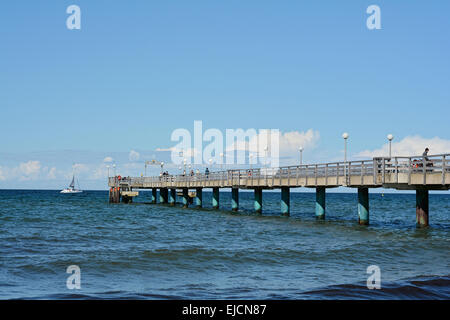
[60,175,83,194]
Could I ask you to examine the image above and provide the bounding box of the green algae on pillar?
[164,189,169,203]
[182,188,189,208]
[169,189,176,206]
[232,188,239,211]
[212,188,220,209]
[196,188,203,208]
[281,187,290,216]
[358,188,369,225]
[159,189,164,203]
[416,189,429,227]
[315,187,326,220]
[254,188,262,214]
[151,188,157,204]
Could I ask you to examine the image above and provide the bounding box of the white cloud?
[156,147,199,158]
[103,156,114,163]
[73,163,89,173]
[13,161,42,180]
[355,135,450,158]
[0,162,61,182]
[155,147,176,152]
[129,150,140,162]
[18,160,41,176]
[279,129,320,154]
[225,129,320,155]
[47,167,57,179]
[0,167,5,181]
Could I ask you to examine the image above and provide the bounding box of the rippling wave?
[301,275,450,299]
[0,190,449,299]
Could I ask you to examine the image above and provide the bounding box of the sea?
[0,189,449,299]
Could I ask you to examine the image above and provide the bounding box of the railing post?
[272,168,274,187]
[395,157,399,183]
[305,165,309,186]
[423,156,426,185]
[315,164,318,185]
[408,157,412,185]
[238,170,241,187]
[336,163,339,185]
[361,162,364,185]
[347,161,351,186]
[443,155,446,185]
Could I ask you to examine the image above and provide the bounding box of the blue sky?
[0,1,449,189]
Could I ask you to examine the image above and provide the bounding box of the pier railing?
[109,153,450,190]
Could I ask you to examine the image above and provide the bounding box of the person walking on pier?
[422,148,430,161]
[205,167,210,179]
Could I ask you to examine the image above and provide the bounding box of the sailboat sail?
[69,176,75,189]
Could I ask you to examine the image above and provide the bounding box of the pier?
[108,153,450,227]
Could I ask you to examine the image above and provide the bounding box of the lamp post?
[342,132,349,162]
[144,161,151,176]
[342,133,349,182]
[209,158,213,170]
[299,147,304,166]
[264,146,268,169]
[113,164,116,177]
[220,153,224,170]
[160,161,164,174]
[106,165,110,178]
[249,154,253,170]
[387,134,394,159]
[183,158,187,174]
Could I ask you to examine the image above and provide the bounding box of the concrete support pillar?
[281,187,290,216]
[111,187,120,203]
[358,188,369,225]
[151,188,157,204]
[212,188,220,209]
[122,195,132,204]
[160,188,168,204]
[159,189,164,204]
[182,188,189,208]
[315,187,326,220]
[232,188,239,211]
[254,188,262,214]
[416,189,429,227]
[169,189,176,206]
[196,188,203,208]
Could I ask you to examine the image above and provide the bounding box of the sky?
[0,1,449,189]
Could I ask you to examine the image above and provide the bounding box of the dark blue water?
[0,190,449,299]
